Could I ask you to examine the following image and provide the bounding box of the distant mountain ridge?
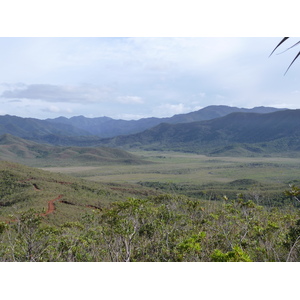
[0,114,92,139]
[0,105,285,145]
[96,109,300,156]
[46,105,285,138]
[1,106,300,157]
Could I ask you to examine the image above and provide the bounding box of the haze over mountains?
[0,105,284,142]
[46,105,284,138]
[2,104,300,158]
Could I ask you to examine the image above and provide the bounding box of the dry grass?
[41,151,300,186]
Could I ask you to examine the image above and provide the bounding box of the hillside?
[0,134,149,167]
[46,105,284,138]
[97,109,300,156]
[0,160,158,225]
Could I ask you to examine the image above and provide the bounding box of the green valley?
[42,151,300,207]
[1,106,300,261]
[1,149,300,262]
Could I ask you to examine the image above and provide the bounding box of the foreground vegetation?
[1,193,300,262]
[2,150,300,262]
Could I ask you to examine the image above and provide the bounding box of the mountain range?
[0,105,284,145]
[97,109,300,156]
[46,105,284,138]
[1,105,300,158]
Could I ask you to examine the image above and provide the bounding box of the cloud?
[116,96,144,104]
[154,103,190,117]
[1,83,145,108]
[41,105,73,114]
[1,84,114,103]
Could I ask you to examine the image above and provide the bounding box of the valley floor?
[42,151,300,206]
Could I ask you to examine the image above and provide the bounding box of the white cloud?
[46,105,61,113]
[42,105,73,114]
[116,96,144,104]
[154,103,190,117]
[0,84,115,103]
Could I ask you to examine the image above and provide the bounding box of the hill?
[0,134,149,167]
[96,109,300,156]
[0,160,158,225]
[46,105,284,138]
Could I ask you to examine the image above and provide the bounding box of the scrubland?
[1,151,300,261]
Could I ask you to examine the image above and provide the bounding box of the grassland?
[41,151,300,207]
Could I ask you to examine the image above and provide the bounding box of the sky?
[0,3,299,121]
[0,37,299,120]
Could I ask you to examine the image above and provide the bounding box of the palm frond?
[284,51,300,75]
[277,41,300,55]
[269,37,289,57]
[270,37,300,74]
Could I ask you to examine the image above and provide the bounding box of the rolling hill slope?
[0,134,149,167]
[0,160,158,225]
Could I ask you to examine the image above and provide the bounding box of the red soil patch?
[41,195,63,216]
[4,194,63,223]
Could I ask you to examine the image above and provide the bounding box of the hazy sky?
[0,37,299,120]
